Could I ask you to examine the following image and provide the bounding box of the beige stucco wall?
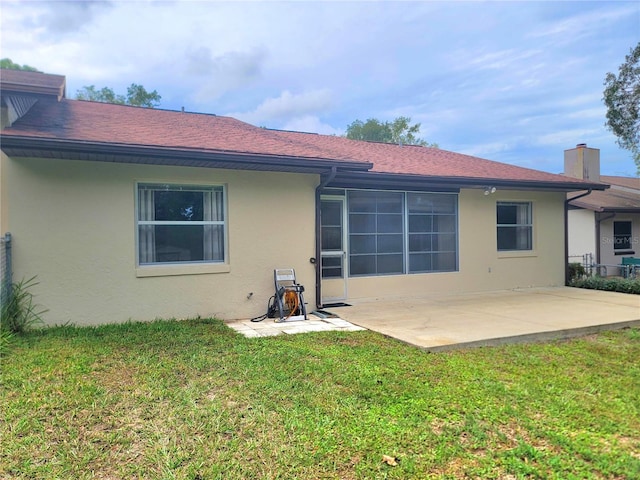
[567,208,596,262]
[346,189,567,299]
[3,153,570,326]
[3,155,318,326]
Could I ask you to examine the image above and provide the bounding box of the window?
[349,191,404,276]
[137,184,225,265]
[497,202,532,251]
[347,190,458,276]
[407,193,457,272]
[613,221,632,251]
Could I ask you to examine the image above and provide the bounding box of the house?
[565,144,640,276]
[0,69,607,326]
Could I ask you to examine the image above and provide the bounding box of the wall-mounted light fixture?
[483,186,497,196]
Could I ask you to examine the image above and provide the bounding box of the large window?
[613,221,632,251]
[407,193,457,272]
[497,202,532,251]
[349,191,404,276]
[137,184,225,265]
[347,190,458,276]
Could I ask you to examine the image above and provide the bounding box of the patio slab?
[332,287,640,351]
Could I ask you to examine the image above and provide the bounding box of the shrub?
[570,276,640,295]
[0,276,47,334]
[568,262,586,281]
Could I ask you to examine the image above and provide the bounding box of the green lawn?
[1,319,639,479]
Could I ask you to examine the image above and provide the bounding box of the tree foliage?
[0,58,41,72]
[344,116,437,147]
[75,83,161,108]
[603,42,640,172]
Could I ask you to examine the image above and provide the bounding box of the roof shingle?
[0,69,66,99]
[569,175,640,212]
[0,93,608,190]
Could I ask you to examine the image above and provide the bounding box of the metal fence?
[568,252,634,278]
[0,233,12,312]
[568,253,594,276]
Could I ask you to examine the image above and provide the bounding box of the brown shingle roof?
[601,175,640,190]
[1,95,607,190]
[0,69,66,99]
[2,98,366,163]
[270,129,588,184]
[569,175,640,212]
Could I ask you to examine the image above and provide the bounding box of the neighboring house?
[0,69,606,326]
[565,144,640,276]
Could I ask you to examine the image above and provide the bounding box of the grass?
[1,319,639,479]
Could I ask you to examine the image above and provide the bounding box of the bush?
[570,276,640,294]
[1,276,47,334]
[568,262,586,281]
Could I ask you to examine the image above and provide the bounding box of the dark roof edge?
[568,200,640,213]
[0,79,66,101]
[0,136,373,172]
[332,171,609,192]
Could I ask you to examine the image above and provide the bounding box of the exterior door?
[320,197,347,303]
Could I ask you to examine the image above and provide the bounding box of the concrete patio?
[227,287,639,351]
[337,287,640,351]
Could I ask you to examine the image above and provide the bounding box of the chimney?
[563,143,600,182]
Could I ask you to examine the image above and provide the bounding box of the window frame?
[135,182,229,276]
[406,192,458,273]
[496,201,533,252]
[346,189,459,277]
[613,220,632,251]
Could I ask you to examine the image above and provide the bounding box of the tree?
[125,84,162,108]
[344,116,437,147]
[75,85,125,104]
[0,58,41,72]
[603,42,640,173]
[75,83,161,108]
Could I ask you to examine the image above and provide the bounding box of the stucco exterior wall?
[347,189,567,299]
[4,154,570,326]
[567,208,596,262]
[4,156,318,326]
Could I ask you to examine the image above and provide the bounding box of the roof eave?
[329,171,609,192]
[0,84,66,101]
[0,136,373,174]
[568,201,640,213]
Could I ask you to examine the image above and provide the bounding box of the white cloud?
[565,107,607,120]
[281,115,342,136]
[185,47,267,102]
[458,141,517,159]
[537,129,604,147]
[467,48,543,71]
[18,0,114,39]
[528,5,638,40]
[228,89,334,126]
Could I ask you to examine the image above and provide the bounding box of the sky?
[1,0,639,176]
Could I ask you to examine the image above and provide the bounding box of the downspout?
[565,189,592,284]
[595,212,616,265]
[314,167,338,309]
